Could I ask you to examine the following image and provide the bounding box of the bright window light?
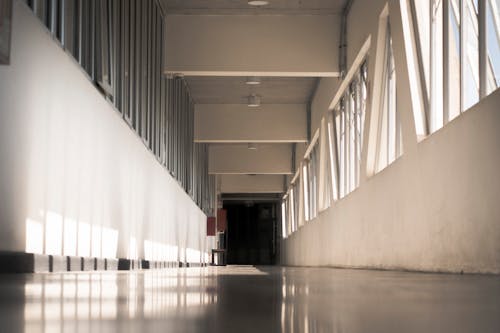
[486,0,500,95]
[281,202,287,238]
[411,0,495,134]
[463,0,480,110]
[375,20,403,172]
[400,0,427,137]
[290,186,298,232]
[447,0,461,121]
[302,165,309,222]
[331,61,367,196]
[327,116,339,201]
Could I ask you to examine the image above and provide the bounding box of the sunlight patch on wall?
[78,222,91,257]
[186,248,201,264]
[63,218,77,256]
[128,237,138,260]
[101,227,118,258]
[45,212,63,255]
[25,218,43,254]
[91,225,102,258]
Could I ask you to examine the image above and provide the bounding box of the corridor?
[0,0,499,332]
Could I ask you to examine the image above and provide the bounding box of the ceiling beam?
[209,144,292,175]
[195,104,307,143]
[220,175,286,193]
[164,14,340,77]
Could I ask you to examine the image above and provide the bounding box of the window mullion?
[478,0,487,98]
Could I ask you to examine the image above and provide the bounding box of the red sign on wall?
[217,209,227,232]
[207,217,216,236]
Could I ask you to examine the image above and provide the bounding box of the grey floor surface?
[0,266,498,333]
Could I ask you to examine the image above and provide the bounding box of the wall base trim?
[0,252,208,273]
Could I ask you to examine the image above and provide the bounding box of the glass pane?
[303,165,309,222]
[388,29,397,165]
[463,0,480,110]
[447,0,461,121]
[486,0,500,94]
[413,0,431,97]
[337,108,345,198]
[348,89,355,192]
[431,0,444,131]
[376,20,402,173]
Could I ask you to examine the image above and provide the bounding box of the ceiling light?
[247,143,258,150]
[248,0,269,6]
[246,76,261,85]
[247,94,261,107]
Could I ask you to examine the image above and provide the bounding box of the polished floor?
[0,266,498,333]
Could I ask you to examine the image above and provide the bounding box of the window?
[375,20,403,172]
[462,0,480,110]
[326,113,340,203]
[410,0,499,136]
[486,0,500,94]
[281,201,287,238]
[303,143,319,221]
[289,183,299,233]
[331,61,368,198]
[308,143,318,220]
[302,164,310,222]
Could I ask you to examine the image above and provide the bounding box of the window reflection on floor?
[22,269,218,332]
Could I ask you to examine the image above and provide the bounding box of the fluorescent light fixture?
[248,143,258,150]
[247,94,261,107]
[246,76,261,85]
[248,0,269,6]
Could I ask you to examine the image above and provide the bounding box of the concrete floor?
[0,266,498,333]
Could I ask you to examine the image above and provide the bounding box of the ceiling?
[160,0,346,15]
[185,76,317,104]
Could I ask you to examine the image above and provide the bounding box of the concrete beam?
[220,175,285,193]
[165,15,340,77]
[195,104,307,143]
[209,144,292,175]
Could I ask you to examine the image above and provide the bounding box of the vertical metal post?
[443,0,450,124]
[430,0,436,131]
[60,0,65,46]
[50,0,56,35]
[478,0,487,98]
[77,0,82,64]
[460,0,465,112]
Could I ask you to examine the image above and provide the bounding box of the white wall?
[0,1,214,264]
[283,0,500,274]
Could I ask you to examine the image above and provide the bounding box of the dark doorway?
[225,201,279,265]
